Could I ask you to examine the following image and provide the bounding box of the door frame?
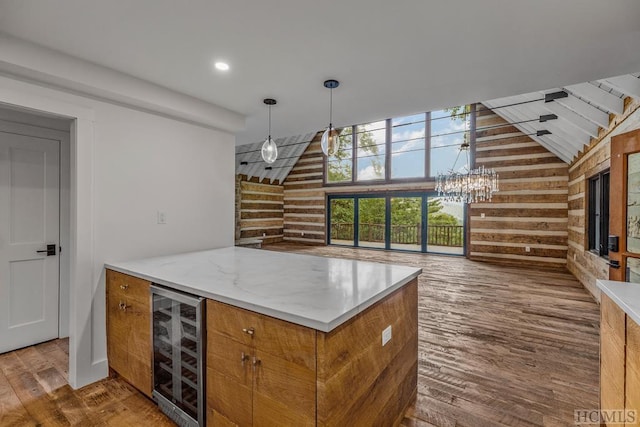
[610,128,640,281]
[0,118,70,339]
[0,76,100,389]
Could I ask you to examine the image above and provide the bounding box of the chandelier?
[436,141,499,203]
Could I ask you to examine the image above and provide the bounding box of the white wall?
[0,73,236,385]
[91,101,235,360]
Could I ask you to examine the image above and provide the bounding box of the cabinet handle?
[241,352,249,365]
[120,284,129,290]
[252,356,261,372]
[242,327,255,336]
[118,301,130,312]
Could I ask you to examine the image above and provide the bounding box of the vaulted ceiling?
[0,0,639,146]
[485,73,640,163]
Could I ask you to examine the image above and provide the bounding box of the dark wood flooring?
[0,338,173,426]
[0,244,600,426]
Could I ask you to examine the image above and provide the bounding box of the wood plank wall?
[282,134,326,245]
[237,175,284,244]
[468,104,570,269]
[567,98,640,300]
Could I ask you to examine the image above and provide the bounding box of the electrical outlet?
[480,213,485,218]
[382,325,392,346]
[157,211,167,224]
[525,246,531,253]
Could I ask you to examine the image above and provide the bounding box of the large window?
[328,192,465,255]
[326,106,472,184]
[588,170,610,257]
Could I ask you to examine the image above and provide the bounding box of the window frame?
[587,169,610,258]
[324,106,475,186]
[326,190,467,255]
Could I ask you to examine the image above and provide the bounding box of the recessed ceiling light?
[214,61,230,71]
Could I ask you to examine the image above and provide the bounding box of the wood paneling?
[316,279,418,427]
[238,178,284,245]
[469,105,569,268]
[283,134,326,245]
[106,270,152,397]
[567,98,640,299]
[601,294,626,412]
[627,318,640,427]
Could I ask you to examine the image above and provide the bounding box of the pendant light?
[321,79,340,156]
[261,98,278,164]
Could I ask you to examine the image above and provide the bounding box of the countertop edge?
[596,279,640,326]
[105,263,422,333]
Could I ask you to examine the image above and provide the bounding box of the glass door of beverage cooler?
[151,286,204,427]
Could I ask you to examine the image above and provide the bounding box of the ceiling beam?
[485,102,573,162]
[505,103,588,151]
[601,75,640,99]
[541,98,599,138]
[552,93,610,128]
[565,82,624,115]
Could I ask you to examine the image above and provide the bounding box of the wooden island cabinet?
[106,269,153,397]
[105,247,421,426]
[598,282,640,427]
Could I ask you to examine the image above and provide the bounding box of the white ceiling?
[1,0,639,145]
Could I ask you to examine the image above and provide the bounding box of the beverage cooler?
[151,285,205,427]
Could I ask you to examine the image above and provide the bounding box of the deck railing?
[330,223,464,247]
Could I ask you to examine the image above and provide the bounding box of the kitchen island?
[105,247,421,426]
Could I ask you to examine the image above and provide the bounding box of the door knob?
[36,244,57,256]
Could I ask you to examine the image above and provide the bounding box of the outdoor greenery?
[330,197,460,227]
[327,126,384,182]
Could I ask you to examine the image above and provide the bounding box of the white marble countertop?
[105,247,422,332]
[597,279,640,326]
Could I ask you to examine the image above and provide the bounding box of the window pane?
[329,198,355,245]
[430,106,470,177]
[427,197,464,255]
[327,127,353,183]
[390,197,422,251]
[392,113,425,127]
[358,198,386,248]
[392,119,425,179]
[356,121,386,181]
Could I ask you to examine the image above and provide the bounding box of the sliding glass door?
[390,197,423,252]
[328,192,465,254]
[358,197,386,249]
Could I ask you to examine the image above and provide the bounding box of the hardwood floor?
[0,338,173,426]
[265,243,600,427]
[0,244,600,426]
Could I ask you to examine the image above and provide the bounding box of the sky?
[355,108,470,180]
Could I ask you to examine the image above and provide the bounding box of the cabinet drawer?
[107,269,151,303]
[207,299,316,370]
[207,300,261,346]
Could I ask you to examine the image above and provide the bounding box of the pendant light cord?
[329,88,333,129]
[268,104,272,139]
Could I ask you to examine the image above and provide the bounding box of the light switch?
[157,211,167,224]
[382,325,392,346]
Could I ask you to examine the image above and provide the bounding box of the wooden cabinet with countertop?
[106,269,153,397]
[105,247,421,426]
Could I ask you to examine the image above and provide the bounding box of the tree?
[327,125,384,182]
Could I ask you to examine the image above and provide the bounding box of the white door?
[0,131,60,353]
